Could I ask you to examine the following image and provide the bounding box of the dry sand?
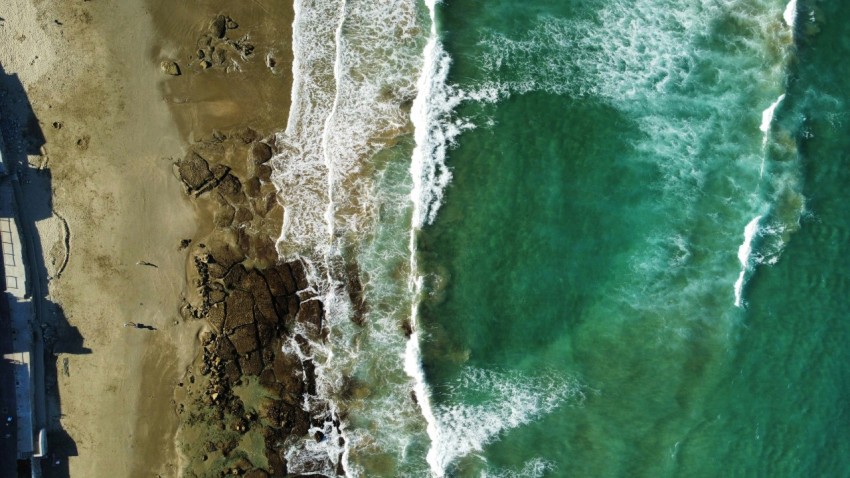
[0,0,292,476]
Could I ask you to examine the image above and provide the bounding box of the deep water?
[411,0,850,476]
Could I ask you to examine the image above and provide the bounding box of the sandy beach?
[0,0,293,476]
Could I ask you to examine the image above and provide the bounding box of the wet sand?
[0,0,292,476]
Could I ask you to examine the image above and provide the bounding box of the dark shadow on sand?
[0,62,88,478]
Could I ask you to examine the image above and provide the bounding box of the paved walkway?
[0,178,35,461]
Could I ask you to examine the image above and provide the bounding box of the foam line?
[734,215,762,308]
[407,3,445,475]
[784,0,797,28]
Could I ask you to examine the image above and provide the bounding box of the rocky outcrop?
[175,127,340,477]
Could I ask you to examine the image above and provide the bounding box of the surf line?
[406,0,450,475]
[736,1,798,308]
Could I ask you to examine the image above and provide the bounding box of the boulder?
[217,174,244,203]
[210,14,227,38]
[213,204,235,228]
[290,260,309,291]
[224,360,242,383]
[160,61,181,76]
[243,177,261,198]
[237,127,258,144]
[257,164,272,182]
[209,242,244,270]
[178,152,213,191]
[296,299,323,335]
[234,207,253,224]
[248,142,273,165]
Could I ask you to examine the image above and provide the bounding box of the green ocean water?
[410,0,850,476]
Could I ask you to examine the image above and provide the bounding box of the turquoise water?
[273,0,850,475]
[411,0,850,476]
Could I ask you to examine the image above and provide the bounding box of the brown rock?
[224,264,248,290]
[248,142,273,165]
[244,177,261,198]
[240,350,264,376]
[224,360,242,383]
[207,302,226,332]
[254,240,279,269]
[273,353,303,394]
[215,336,238,362]
[160,61,181,76]
[257,164,272,182]
[290,260,310,291]
[212,48,227,65]
[257,322,277,348]
[225,289,255,328]
[296,299,323,335]
[217,174,244,202]
[178,152,213,191]
[258,367,277,390]
[211,163,231,182]
[209,242,245,270]
[208,262,228,279]
[208,288,227,304]
[234,207,253,224]
[214,204,236,228]
[237,127,258,144]
[229,323,259,355]
[303,359,317,396]
[210,14,227,38]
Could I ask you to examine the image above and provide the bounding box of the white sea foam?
[271,0,429,474]
[481,458,556,478]
[734,215,762,308]
[784,0,798,27]
[472,0,801,316]
[407,3,448,476]
[761,95,786,135]
[427,368,582,475]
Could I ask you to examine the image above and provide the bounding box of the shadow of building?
[0,62,87,478]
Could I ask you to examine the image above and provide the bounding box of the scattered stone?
[200,60,212,69]
[210,14,227,38]
[52,121,62,129]
[160,60,181,76]
[179,239,192,250]
[226,18,238,30]
[212,48,227,65]
[75,135,90,151]
[237,127,258,144]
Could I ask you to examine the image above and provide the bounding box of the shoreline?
[0,0,296,476]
